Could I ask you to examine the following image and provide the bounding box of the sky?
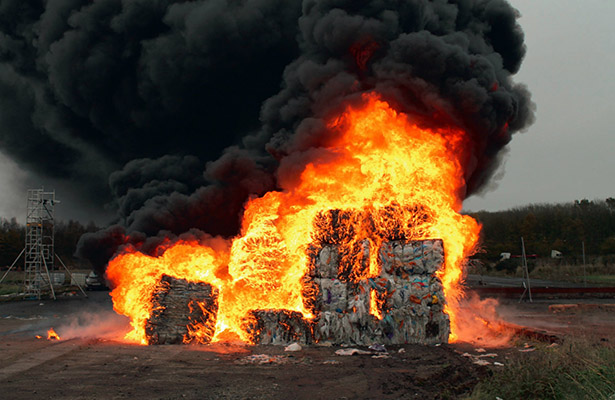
[463,0,615,212]
[0,150,110,223]
[0,1,613,221]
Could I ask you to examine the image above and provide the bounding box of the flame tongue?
[47,328,60,341]
[107,93,481,344]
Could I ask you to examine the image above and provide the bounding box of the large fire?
[107,93,491,345]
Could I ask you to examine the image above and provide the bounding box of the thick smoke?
[0,1,534,272]
[0,0,301,201]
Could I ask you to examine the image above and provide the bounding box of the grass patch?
[584,275,615,285]
[471,260,615,286]
[0,284,21,295]
[467,340,615,399]
[0,271,23,295]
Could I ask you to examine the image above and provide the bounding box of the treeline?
[470,198,615,261]
[3,198,615,269]
[0,218,99,268]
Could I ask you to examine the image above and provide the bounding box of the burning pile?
[0,1,533,346]
[143,208,450,346]
[107,95,482,345]
[145,275,219,344]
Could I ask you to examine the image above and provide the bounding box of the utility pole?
[582,241,587,288]
[519,237,532,303]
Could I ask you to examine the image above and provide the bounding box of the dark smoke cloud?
[0,1,533,272]
[0,0,301,202]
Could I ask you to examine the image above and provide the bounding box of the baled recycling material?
[145,275,219,345]
[145,210,450,345]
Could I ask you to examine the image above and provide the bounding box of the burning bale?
[145,275,219,345]
[106,96,486,346]
[306,215,448,344]
[243,309,314,345]
[247,209,450,346]
[140,209,449,346]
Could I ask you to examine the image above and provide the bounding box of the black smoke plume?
[0,0,534,273]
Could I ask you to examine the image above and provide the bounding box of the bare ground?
[0,337,486,399]
[1,290,614,399]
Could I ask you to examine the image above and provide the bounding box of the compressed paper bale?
[145,275,219,345]
[244,309,313,345]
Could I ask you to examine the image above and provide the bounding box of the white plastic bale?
[347,280,370,326]
[314,245,339,278]
[145,275,219,345]
[338,239,371,281]
[380,309,420,344]
[431,312,451,344]
[378,239,445,276]
[367,276,394,294]
[314,278,348,313]
[375,306,449,345]
[314,311,341,342]
[422,311,450,345]
[386,275,432,309]
[422,239,445,274]
[378,240,424,276]
[428,275,445,311]
[314,311,365,345]
[244,310,313,345]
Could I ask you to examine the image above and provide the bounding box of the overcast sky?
[463,0,615,212]
[0,1,613,221]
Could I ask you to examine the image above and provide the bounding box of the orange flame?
[47,328,60,341]
[369,289,383,320]
[107,93,507,345]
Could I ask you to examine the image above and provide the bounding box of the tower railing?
[24,188,57,299]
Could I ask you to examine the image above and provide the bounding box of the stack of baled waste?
[243,309,314,345]
[247,209,450,345]
[145,209,450,346]
[145,275,219,345]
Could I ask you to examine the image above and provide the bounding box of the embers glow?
[107,93,498,345]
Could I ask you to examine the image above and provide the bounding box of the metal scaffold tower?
[24,188,58,299]
[0,188,87,299]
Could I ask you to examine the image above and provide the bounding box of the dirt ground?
[1,290,614,399]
